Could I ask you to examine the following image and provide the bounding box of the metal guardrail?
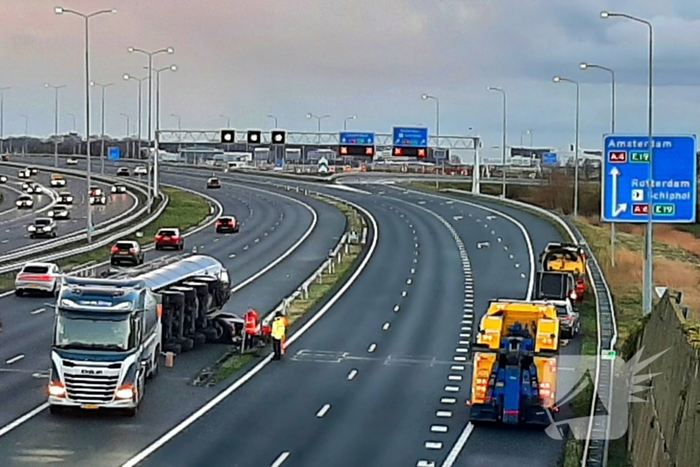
[442,188,618,466]
[0,161,151,265]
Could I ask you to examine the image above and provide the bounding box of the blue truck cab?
[47,276,162,416]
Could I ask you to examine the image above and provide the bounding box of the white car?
[134,166,148,175]
[111,184,127,194]
[18,168,31,179]
[66,158,79,165]
[57,191,74,204]
[28,217,57,238]
[48,204,71,220]
[22,181,42,194]
[0,175,7,183]
[15,262,62,296]
[89,186,107,205]
[15,195,34,209]
[549,299,580,339]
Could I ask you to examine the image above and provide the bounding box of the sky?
[1,0,700,157]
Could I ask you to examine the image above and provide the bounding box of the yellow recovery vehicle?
[469,300,560,425]
[540,242,587,302]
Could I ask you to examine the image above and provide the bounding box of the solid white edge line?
[440,422,475,467]
[270,451,290,467]
[118,196,379,467]
[0,403,50,438]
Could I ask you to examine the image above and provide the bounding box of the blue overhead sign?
[339,132,375,145]
[542,152,558,166]
[108,146,120,160]
[393,127,428,147]
[601,134,697,223]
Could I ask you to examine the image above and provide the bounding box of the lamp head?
[90,81,96,87]
[350,115,357,120]
[123,73,131,81]
[54,6,64,14]
[421,93,429,100]
[127,46,135,53]
[169,64,178,71]
[553,76,561,83]
[306,113,312,119]
[44,83,50,88]
[579,63,589,70]
[110,9,117,14]
[166,47,175,54]
[600,11,609,19]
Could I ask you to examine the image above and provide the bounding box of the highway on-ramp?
[0,171,345,466]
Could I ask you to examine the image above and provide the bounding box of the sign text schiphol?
[601,134,697,223]
[392,126,428,157]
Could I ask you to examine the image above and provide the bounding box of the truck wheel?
[163,343,182,355]
[15,289,23,297]
[124,405,138,417]
[147,347,160,380]
[49,405,65,416]
[179,337,194,352]
[202,326,222,343]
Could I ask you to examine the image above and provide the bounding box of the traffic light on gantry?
[247,130,262,144]
[271,130,286,145]
[221,130,235,143]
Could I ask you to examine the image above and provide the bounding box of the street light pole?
[0,87,9,154]
[20,115,28,154]
[120,112,130,158]
[55,6,116,244]
[553,76,581,217]
[580,62,617,266]
[306,113,330,132]
[127,46,175,203]
[343,115,357,131]
[90,81,113,174]
[267,114,278,128]
[601,11,654,314]
[123,74,147,159]
[149,64,177,196]
[219,114,231,127]
[171,113,181,129]
[45,84,66,167]
[487,86,507,198]
[421,93,440,135]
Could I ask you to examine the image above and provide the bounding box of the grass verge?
[211,195,366,383]
[0,186,211,291]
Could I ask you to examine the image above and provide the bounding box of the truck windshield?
[54,312,133,351]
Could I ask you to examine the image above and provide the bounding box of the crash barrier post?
[440,188,618,466]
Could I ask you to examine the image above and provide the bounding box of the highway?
[0,165,135,253]
[2,158,582,467]
[0,163,347,466]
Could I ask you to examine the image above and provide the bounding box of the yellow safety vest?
[271,318,286,340]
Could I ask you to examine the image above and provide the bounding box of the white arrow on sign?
[610,167,628,217]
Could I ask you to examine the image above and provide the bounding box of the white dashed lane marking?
[347,369,358,380]
[316,404,331,418]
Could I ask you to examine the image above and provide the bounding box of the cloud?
[0,0,699,150]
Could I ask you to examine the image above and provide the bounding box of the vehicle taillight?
[155,235,163,241]
[569,290,578,300]
[215,221,222,226]
[129,248,137,254]
[110,246,119,253]
[171,236,180,241]
[19,274,51,281]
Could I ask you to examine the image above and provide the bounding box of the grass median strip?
[0,186,211,292]
[210,195,366,384]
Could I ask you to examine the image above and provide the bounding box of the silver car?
[15,262,62,296]
[550,299,580,339]
[48,204,71,220]
[15,195,34,209]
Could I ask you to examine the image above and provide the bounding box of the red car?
[215,216,240,233]
[154,228,185,250]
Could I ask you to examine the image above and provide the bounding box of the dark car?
[28,218,57,239]
[215,216,239,233]
[116,167,131,176]
[155,228,184,250]
[29,167,39,175]
[206,177,221,189]
[48,204,71,220]
[57,191,74,204]
[110,240,144,266]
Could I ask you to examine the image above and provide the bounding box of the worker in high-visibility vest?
[270,311,289,360]
[243,309,260,350]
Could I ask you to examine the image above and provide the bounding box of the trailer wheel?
[179,337,194,352]
[202,326,222,342]
[164,343,182,355]
[191,332,207,346]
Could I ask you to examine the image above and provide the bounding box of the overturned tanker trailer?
[106,254,238,354]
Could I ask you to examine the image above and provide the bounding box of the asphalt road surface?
[4,158,584,467]
[0,165,136,253]
[0,167,345,466]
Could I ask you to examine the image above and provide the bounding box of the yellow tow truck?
[469,300,560,425]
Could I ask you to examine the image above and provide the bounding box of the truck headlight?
[15,201,21,206]
[43,226,51,232]
[48,211,54,217]
[115,384,134,399]
[47,382,66,397]
[28,226,36,231]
